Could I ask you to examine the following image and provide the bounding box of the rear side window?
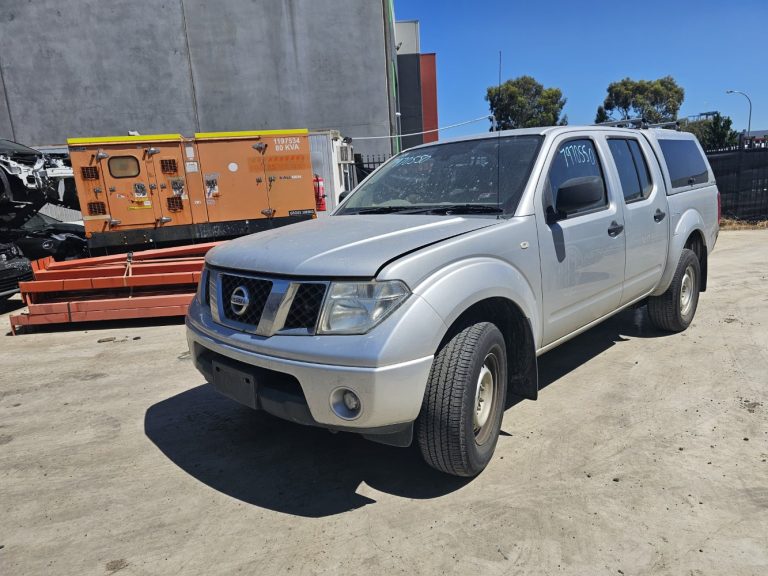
[607,139,653,203]
[658,139,709,188]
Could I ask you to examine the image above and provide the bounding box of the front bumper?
[186,315,434,432]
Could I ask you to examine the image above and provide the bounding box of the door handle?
[607,221,624,237]
[654,209,666,222]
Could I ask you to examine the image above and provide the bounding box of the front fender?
[411,257,542,348]
[652,207,706,296]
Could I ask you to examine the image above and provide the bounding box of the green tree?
[486,75,567,130]
[594,105,610,124]
[681,113,738,150]
[597,76,685,124]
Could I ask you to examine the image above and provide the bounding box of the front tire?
[416,322,507,477]
[648,248,701,332]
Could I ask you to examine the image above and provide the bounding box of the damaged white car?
[0,139,73,204]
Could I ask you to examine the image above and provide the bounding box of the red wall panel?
[419,54,438,143]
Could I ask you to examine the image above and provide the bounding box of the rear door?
[605,136,670,305]
[536,134,626,346]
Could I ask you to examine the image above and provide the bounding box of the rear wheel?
[648,248,701,332]
[416,322,507,477]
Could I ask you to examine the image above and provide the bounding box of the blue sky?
[394,0,767,138]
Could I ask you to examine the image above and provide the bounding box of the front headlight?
[318,280,410,334]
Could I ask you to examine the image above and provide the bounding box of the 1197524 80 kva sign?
[185,125,719,477]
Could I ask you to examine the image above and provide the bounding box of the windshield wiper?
[353,206,416,214]
[412,204,504,215]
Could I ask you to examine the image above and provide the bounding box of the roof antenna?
[496,50,502,218]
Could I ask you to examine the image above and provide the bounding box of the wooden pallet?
[9,243,219,333]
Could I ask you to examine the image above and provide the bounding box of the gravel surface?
[1,230,766,575]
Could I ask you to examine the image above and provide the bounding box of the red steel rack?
[9,243,219,333]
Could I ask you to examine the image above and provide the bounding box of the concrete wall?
[0,0,394,155]
[0,54,13,139]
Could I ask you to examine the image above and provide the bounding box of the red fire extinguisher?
[313,174,327,211]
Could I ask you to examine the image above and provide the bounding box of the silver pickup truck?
[186,126,719,477]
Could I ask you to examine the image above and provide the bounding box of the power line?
[353,115,492,140]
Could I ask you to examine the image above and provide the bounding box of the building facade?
[394,20,439,151]
[0,0,398,156]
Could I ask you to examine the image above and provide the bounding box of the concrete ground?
[1,230,766,576]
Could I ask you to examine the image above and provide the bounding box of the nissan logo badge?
[230,285,250,316]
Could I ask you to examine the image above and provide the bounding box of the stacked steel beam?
[9,243,219,333]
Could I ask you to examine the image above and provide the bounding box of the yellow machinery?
[68,130,316,250]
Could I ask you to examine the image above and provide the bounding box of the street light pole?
[726,90,752,139]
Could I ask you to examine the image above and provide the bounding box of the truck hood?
[206,215,497,277]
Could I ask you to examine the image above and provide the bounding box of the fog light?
[330,388,362,420]
[343,390,360,411]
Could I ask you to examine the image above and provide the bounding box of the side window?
[607,139,653,203]
[547,139,607,216]
[658,139,709,188]
[627,140,652,198]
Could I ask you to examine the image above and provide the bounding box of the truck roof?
[405,125,698,151]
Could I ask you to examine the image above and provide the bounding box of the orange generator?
[68,129,317,250]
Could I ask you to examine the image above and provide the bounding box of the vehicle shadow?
[145,305,670,518]
[145,385,471,517]
[536,305,667,392]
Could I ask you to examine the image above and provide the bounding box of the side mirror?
[554,176,604,216]
[339,190,350,202]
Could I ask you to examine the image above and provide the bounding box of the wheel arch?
[437,296,539,401]
[652,208,709,296]
[412,258,542,401]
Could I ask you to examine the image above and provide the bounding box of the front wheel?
[416,322,507,477]
[648,248,701,332]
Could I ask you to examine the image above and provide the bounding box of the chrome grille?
[283,283,326,330]
[220,274,272,325]
[210,270,327,336]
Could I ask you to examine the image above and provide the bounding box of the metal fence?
[353,153,389,185]
[707,145,768,220]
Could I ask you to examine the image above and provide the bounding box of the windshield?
[336,135,542,215]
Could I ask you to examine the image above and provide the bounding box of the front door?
[536,135,626,346]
